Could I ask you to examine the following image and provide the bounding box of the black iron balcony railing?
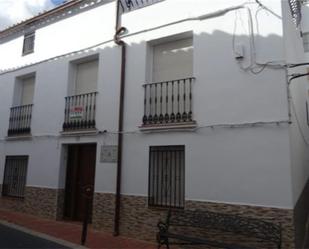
[8,104,33,136]
[63,92,97,132]
[142,77,195,126]
[119,0,164,13]
[289,0,302,26]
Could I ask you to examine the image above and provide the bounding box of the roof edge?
[0,0,82,38]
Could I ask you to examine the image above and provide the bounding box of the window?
[148,145,185,208]
[142,37,195,127]
[303,32,309,52]
[2,156,28,198]
[8,75,35,136]
[20,75,35,105]
[75,59,98,95]
[22,31,35,55]
[63,58,98,131]
[152,37,193,82]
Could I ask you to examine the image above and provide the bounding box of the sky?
[0,0,66,31]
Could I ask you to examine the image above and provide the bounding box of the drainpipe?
[113,0,127,237]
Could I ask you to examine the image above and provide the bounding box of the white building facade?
[0,0,308,247]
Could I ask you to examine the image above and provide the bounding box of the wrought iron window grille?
[148,145,185,209]
[2,156,28,198]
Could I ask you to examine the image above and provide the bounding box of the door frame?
[63,143,97,221]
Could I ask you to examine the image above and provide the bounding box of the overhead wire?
[254,0,282,20]
[233,1,286,74]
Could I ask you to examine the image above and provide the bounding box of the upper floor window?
[152,37,193,82]
[22,31,35,56]
[142,37,195,127]
[74,59,98,95]
[8,74,35,136]
[63,58,99,132]
[19,75,35,105]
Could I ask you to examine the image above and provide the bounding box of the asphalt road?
[0,223,71,249]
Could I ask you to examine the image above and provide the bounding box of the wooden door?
[64,144,96,221]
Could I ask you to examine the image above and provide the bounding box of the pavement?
[0,209,156,249]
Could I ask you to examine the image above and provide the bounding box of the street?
[0,223,71,249]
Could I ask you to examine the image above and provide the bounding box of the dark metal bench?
[157,209,281,249]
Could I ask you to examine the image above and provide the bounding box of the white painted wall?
[0,1,116,72]
[0,0,298,208]
[282,0,309,206]
[1,138,61,188]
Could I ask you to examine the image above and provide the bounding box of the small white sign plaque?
[100,145,118,163]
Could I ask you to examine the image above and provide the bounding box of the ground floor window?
[148,145,185,208]
[2,156,28,198]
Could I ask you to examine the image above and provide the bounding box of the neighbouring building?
[0,0,309,248]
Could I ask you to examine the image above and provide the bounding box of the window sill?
[148,205,184,211]
[6,134,32,141]
[22,50,34,56]
[139,121,197,132]
[60,129,98,136]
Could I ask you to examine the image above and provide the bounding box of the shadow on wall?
[122,30,286,128]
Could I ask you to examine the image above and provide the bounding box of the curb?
[0,220,87,249]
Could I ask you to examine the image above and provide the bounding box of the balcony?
[62,92,97,132]
[141,77,196,130]
[119,0,164,13]
[8,104,33,136]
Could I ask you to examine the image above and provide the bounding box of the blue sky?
[0,0,66,31]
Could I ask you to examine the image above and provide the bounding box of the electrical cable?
[254,0,282,19]
[0,119,291,140]
[232,2,286,74]
[254,6,263,35]
[288,62,309,68]
[288,73,309,84]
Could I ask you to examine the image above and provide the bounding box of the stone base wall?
[0,187,306,248]
[92,192,116,232]
[0,186,64,219]
[93,193,295,248]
